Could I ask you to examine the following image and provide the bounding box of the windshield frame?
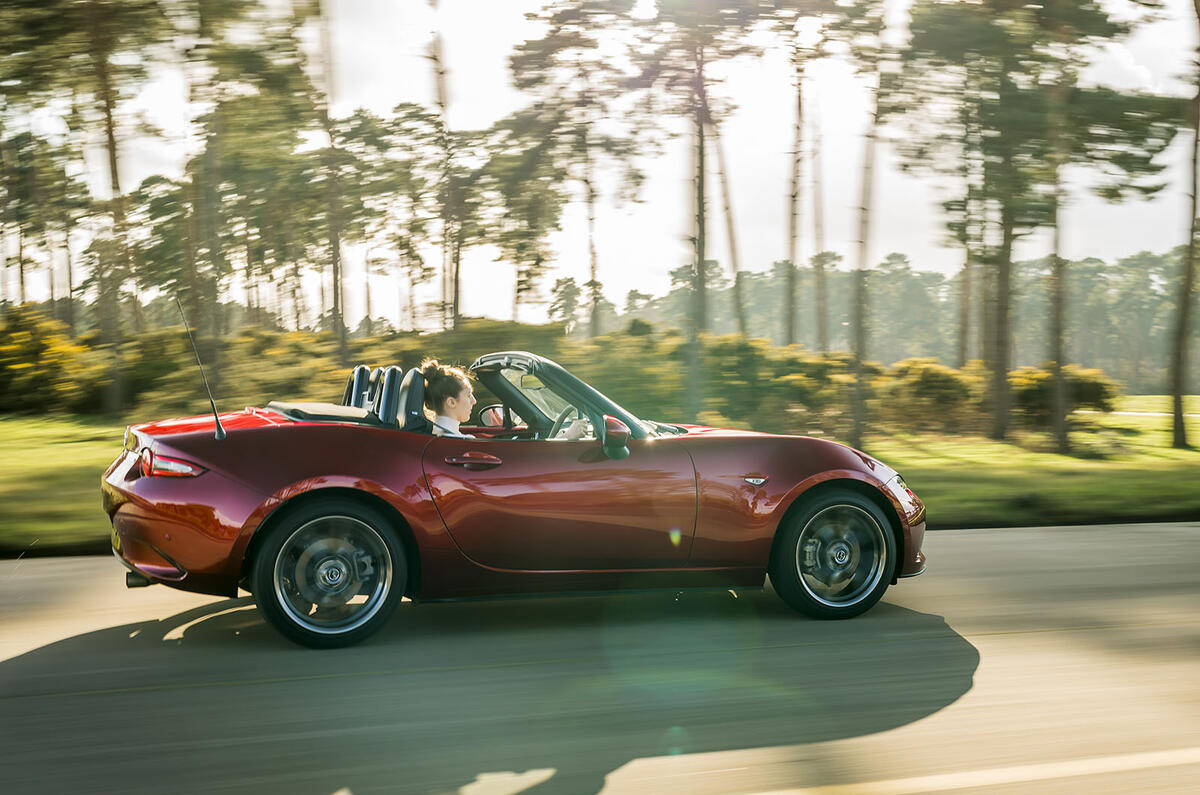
[470,351,653,440]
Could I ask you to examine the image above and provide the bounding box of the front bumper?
[898,507,926,577]
[899,515,926,577]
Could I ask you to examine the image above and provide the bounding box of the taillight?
[139,449,205,478]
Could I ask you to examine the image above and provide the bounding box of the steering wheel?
[548,405,583,439]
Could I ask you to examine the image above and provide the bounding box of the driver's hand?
[563,418,589,440]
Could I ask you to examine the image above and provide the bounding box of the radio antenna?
[174,296,226,441]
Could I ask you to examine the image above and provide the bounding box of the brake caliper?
[354,550,375,580]
[803,538,819,570]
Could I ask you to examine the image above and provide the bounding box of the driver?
[421,359,476,438]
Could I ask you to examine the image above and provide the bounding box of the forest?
[1,0,1198,454]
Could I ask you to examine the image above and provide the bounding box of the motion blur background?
[0,0,1197,550]
[2,5,1200,795]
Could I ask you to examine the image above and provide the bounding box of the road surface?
[1,523,1198,794]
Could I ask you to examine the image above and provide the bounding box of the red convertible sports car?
[103,351,926,648]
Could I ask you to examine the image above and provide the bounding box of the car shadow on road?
[2,589,978,795]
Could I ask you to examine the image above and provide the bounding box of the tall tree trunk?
[184,174,202,331]
[363,249,373,337]
[1048,86,1070,454]
[427,0,453,331]
[317,0,347,362]
[63,226,75,336]
[243,225,256,327]
[407,270,417,331]
[97,262,121,416]
[583,145,601,338]
[979,203,995,373]
[0,231,6,312]
[851,71,881,450]
[17,228,25,305]
[513,264,520,323]
[452,226,462,327]
[1171,76,1200,448]
[1049,203,1068,453]
[319,271,326,327]
[956,105,976,370]
[709,118,746,336]
[811,106,828,353]
[991,209,1015,440]
[291,263,303,331]
[201,135,226,334]
[92,17,125,414]
[694,56,708,335]
[48,237,56,317]
[685,45,708,423]
[1047,47,1071,454]
[785,58,804,346]
[957,257,971,369]
[0,130,10,316]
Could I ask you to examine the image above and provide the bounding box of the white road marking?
[753,746,1200,795]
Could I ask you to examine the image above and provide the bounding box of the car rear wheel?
[769,488,896,619]
[250,498,406,648]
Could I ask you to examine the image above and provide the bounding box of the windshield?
[500,368,574,420]
[497,363,665,438]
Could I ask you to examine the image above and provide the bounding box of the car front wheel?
[770,489,896,619]
[250,498,406,648]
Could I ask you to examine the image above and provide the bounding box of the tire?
[250,497,406,648]
[769,488,896,620]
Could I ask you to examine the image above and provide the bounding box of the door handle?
[444,452,503,470]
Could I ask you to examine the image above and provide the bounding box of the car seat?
[341,365,371,407]
[395,368,433,433]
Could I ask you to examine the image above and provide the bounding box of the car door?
[421,435,697,571]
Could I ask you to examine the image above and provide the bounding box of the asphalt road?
[1,523,1198,795]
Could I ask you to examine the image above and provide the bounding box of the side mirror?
[479,404,522,428]
[479,405,505,428]
[602,415,631,460]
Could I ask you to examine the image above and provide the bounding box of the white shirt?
[432,415,475,438]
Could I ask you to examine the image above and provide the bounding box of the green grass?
[867,405,1200,529]
[1,400,1198,555]
[0,416,126,554]
[1113,394,1200,415]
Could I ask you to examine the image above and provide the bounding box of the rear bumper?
[110,517,239,597]
[104,450,256,598]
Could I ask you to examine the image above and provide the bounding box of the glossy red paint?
[104,404,927,601]
[422,435,697,570]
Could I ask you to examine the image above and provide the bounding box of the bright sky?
[12,0,1200,329]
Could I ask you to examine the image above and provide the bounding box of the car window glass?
[501,367,573,419]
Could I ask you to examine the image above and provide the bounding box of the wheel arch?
[239,487,422,598]
[769,477,905,584]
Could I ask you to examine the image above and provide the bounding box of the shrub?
[1009,364,1120,426]
[0,308,106,413]
[879,358,974,432]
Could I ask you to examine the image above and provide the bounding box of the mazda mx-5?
[102,351,926,648]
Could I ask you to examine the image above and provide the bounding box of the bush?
[0,308,107,413]
[879,358,975,432]
[0,310,1125,443]
[1009,364,1120,427]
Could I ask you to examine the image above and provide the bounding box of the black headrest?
[367,366,403,426]
[364,367,383,406]
[341,365,371,407]
[396,368,432,433]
